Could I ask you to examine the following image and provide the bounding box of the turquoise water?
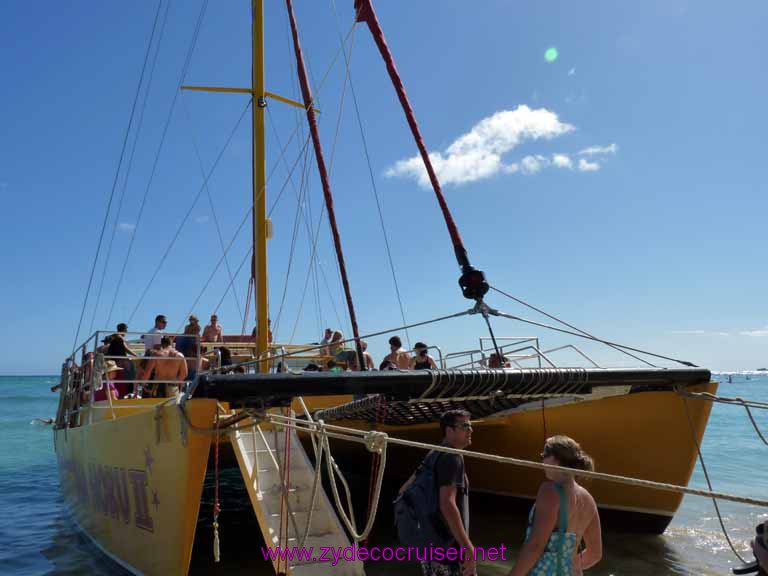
[1,374,766,575]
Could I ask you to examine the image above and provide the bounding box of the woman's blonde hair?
[543,435,594,471]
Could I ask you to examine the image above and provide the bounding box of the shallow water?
[1,374,766,575]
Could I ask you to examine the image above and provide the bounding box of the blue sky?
[1,0,766,374]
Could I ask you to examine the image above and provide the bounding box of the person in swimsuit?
[409,341,438,370]
[508,436,602,576]
[383,335,411,370]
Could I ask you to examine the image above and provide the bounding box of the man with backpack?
[396,409,476,576]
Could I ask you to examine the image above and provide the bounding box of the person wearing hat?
[94,360,122,401]
[409,342,438,370]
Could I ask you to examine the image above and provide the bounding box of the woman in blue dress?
[508,436,602,576]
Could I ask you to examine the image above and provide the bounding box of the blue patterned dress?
[525,482,579,575]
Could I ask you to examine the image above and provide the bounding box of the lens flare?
[544,47,559,63]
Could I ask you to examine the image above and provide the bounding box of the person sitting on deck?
[105,324,138,396]
[140,336,187,397]
[378,359,396,371]
[320,327,333,355]
[203,314,222,343]
[360,340,375,370]
[176,319,201,381]
[488,352,511,369]
[328,330,344,357]
[250,318,273,343]
[142,314,167,352]
[507,435,602,576]
[409,342,438,370]
[93,360,122,401]
[383,336,411,370]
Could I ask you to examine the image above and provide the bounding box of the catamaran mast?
[251,0,269,367]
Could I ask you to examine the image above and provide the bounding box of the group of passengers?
[89,313,231,400]
[310,331,439,372]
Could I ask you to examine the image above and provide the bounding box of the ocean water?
[1,374,766,575]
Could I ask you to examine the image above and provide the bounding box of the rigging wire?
[270,12,358,344]
[179,209,254,331]
[108,0,210,326]
[71,0,165,353]
[250,308,473,365]
[92,0,171,333]
[181,92,243,320]
[272,130,312,338]
[330,0,411,348]
[128,100,251,324]
[490,285,656,368]
[212,246,253,316]
[680,394,748,564]
[90,3,394,346]
[490,308,697,368]
[182,126,315,332]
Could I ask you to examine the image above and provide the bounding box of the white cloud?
[520,155,549,175]
[670,329,731,337]
[195,215,210,224]
[578,143,618,156]
[578,158,600,172]
[552,154,573,169]
[740,326,768,337]
[385,105,574,187]
[117,222,135,232]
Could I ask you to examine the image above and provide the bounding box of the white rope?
[271,413,768,508]
[268,414,386,543]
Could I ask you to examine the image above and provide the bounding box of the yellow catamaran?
[54,1,717,574]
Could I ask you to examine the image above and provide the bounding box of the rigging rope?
[490,285,656,368]
[71,0,165,353]
[182,93,244,321]
[680,392,747,563]
[272,129,311,340]
[95,0,170,332]
[111,0,211,326]
[331,0,411,348]
[286,0,367,371]
[489,307,698,368]
[267,413,768,508]
[678,389,768,445]
[212,246,253,317]
[354,0,470,272]
[129,99,251,324]
[244,308,472,368]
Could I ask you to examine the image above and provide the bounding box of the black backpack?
[393,450,454,548]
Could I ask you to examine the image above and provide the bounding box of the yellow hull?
[54,398,217,575]
[306,381,717,532]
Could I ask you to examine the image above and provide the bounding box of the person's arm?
[578,505,603,569]
[177,354,188,381]
[508,483,559,576]
[428,355,438,369]
[439,485,476,575]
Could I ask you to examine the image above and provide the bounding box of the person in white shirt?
[142,314,167,352]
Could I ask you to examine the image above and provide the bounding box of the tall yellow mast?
[182,1,315,370]
[252,0,269,367]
